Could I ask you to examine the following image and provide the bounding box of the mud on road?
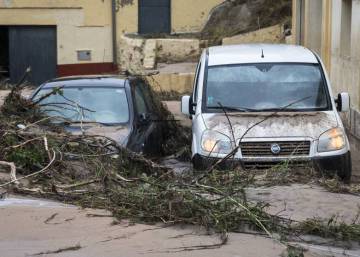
[1,94,360,257]
[1,197,287,257]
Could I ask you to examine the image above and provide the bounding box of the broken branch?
[0,149,56,188]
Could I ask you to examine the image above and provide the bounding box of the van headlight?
[318,128,345,152]
[201,130,233,154]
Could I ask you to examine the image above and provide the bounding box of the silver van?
[181,44,352,181]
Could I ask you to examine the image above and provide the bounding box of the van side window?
[193,61,202,102]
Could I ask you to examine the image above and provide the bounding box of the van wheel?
[192,154,209,171]
[337,153,352,183]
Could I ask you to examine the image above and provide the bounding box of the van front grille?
[240,141,311,157]
[243,160,311,170]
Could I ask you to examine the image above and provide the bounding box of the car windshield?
[205,63,330,112]
[34,86,130,124]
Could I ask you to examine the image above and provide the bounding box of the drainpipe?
[111,0,118,70]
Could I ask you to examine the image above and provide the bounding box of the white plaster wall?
[351,0,360,59]
[306,0,323,55]
[331,0,342,53]
[330,0,360,111]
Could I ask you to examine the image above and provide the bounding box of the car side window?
[138,80,155,112]
[134,85,148,114]
[193,61,202,102]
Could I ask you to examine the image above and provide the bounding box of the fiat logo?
[270,143,281,155]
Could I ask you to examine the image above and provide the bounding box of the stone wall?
[115,0,224,35]
[118,35,146,74]
[118,35,201,72]
[222,24,285,45]
[148,63,196,93]
[156,39,201,63]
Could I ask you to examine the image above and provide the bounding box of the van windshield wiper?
[250,108,301,112]
[210,106,304,112]
[208,105,257,112]
[210,96,314,113]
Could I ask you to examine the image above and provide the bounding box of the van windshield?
[205,63,330,112]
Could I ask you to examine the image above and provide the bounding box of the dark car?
[31,75,166,155]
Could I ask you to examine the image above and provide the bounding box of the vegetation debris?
[1,86,360,251]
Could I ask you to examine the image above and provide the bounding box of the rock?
[222,24,284,45]
[201,0,291,43]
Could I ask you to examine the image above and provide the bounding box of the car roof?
[207,44,319,66]
[40,75,128,89]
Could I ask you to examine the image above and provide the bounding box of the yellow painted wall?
[116,0,225,35]
[116,1,138,35]
[0,0,227,66]
[0,0,111,26]
[0,0,113,65]
[171,0,224,33]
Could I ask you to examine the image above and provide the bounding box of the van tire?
[192,154,209,171]
[337,153,352,183]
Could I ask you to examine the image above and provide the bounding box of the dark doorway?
[0,27,9,80]
[139,0,171,34]
[9,26,57,85]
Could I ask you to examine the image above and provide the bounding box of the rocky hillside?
[200,0,292,43]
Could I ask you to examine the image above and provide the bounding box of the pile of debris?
[1,87,360,256]
[0,87,274,235]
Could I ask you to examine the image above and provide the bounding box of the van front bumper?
[194,151,351,173]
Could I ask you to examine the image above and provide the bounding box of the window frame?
[192,60,202,103]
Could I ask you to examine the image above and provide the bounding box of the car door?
[129,79,163,155]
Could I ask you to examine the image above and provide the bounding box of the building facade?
[0,0,223,85]
[292,0,360,138]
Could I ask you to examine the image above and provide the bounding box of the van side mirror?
[181,95,195,116]
[335,92,350,112]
